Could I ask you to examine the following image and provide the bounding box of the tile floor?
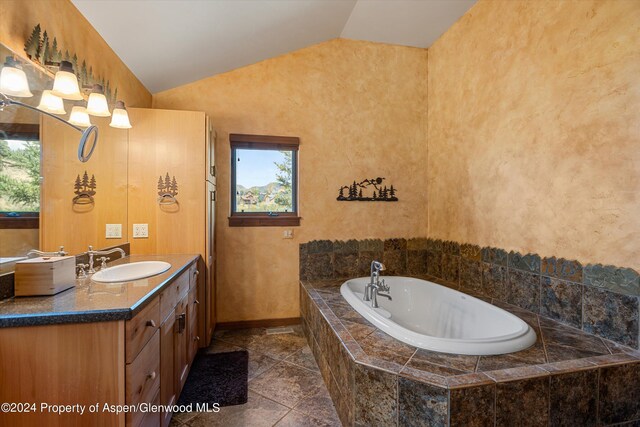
[170,325,342,427]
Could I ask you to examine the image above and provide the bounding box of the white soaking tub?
[340,277,536,355]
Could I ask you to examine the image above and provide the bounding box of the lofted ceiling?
[71,0,476,93]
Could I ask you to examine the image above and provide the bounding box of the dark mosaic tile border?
[300,281,640,426]
[300,238,640,349]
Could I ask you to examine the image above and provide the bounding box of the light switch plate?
[105,224,122,239]
[133,224,148,238]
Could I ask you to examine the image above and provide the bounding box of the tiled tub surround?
[300,238,640,350]
[300,280,640,426]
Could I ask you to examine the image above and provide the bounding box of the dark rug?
[177,350,248,407]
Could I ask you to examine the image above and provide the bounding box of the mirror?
[0,43,128,274]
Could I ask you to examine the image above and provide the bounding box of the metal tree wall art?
[73,171,97,204]
[157,173,179,205]
[337,177,398,202]
[24,24,118,102]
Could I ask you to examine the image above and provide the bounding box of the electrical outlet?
[283,229,293,239]
[105,224,122,239]
[133,224,148,238]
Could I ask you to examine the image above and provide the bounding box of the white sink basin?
[91,261,171,283]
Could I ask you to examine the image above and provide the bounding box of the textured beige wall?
[0,0,151,107]
[0,229,38,257]
[154,39,428,322]
[428,0,640,269]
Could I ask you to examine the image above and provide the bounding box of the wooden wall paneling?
[40,115,128,255]
[0,321,126,427]
[127,108,206,256]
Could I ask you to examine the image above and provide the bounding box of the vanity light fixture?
[69,102,92,128]
[51,60,83,100]
[1,56,101,162]
[86,84,111,117]
[109,101,132,129]
[36,90,66,115]
[0,56,33,97]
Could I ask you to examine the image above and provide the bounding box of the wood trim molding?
[215,317,301,330]
[230,133,300,150]
[228,215,301,227]
[0,214,39,229]
[0,123,39,140]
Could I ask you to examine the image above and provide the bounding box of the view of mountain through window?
[234,148,293,213]
[0,139,40,212]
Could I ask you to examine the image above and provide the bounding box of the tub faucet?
[371,279,392,308]
[365,261,386,302]
[84,245,126,274]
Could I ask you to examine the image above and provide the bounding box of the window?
[229,134,300,227]
[0,123,40,229]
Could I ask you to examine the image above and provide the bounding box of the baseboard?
[215,317,301,330]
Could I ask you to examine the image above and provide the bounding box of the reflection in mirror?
[0,43,129,274]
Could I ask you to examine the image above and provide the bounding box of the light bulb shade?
[0,57,33,97]
[109,101,132,129]
[87,92,110,117]
[51,61,83,100]
[37,90,66,115]
[86,85,110,117]
[69,105,92,127]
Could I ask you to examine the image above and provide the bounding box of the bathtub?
[340,277,537,355]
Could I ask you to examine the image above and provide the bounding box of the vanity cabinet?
[125,261,199,427]
[128,108,216,349]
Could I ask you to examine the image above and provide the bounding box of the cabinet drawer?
[126,298,160,363]
[138,390,160,427]
[160,270,189,321]
[126,330,160,427]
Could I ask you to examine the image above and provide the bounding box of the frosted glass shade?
[0,64,33,97]
[87,92,110,117]
[69,105,91,127]
[51,69,83,100]
[37,90,66,115]
[110,101,132,129]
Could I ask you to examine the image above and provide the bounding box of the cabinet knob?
[194,336,200,342]
[146,319,156,328]
[147,371,157,380]
[194,299,200,305]
[193,270,199,276]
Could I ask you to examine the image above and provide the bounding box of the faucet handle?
[99,257,110,270]
[88,245,94,252]
[58,246,68,256]
[76,263,88,279]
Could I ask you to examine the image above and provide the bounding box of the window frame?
[0,123,40,228]
[228,133,300,227]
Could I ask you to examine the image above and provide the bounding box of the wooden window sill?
[0,214,39,229]
[228,215,301,227]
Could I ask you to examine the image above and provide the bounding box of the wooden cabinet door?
[175,294,189,394]
[160,313,176,427]
[188,285,199,363]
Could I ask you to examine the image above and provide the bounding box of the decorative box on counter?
[14,256,76,296]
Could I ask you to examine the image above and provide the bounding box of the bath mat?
[177,350,248,408]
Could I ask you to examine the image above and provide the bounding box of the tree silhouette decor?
[336,177,398,202]
[72,170,97,204]
[157,172,179,205]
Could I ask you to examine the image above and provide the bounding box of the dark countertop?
[0,254,199,328]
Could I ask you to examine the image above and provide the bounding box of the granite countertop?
[0,254,199,328]
[301,276,640,387]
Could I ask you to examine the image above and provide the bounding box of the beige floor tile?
[186,392,289,427]
[250,361,325,408]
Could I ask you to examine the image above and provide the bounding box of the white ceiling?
[71,0,476,94]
